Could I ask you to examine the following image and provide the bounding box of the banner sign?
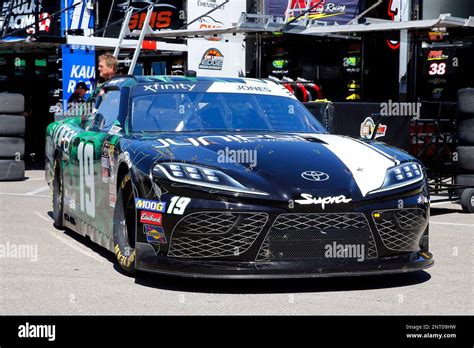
[98,0,184,37]
[267,0,360,24]
[61,44,95,109]
[187,0,246,77]
[60,0,94,36]
[0,0,59,37]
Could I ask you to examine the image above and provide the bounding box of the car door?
[67,88,123,236]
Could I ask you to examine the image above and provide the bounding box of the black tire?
[113,173,136,274]
[0,115,25,136]
[0,159,24,181]
[0,93,25,114]
[52,158,64,229]
[458,88,474,114]
[458,118,474,145]
[457,146,474,172]
[460,189,474,213]
[455,175,474,196]
[0,137,24,158]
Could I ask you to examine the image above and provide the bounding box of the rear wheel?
[460,189,474,213]
[113,173,136,274]
[52,158,64,229]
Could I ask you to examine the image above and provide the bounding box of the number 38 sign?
[423,48,458,78]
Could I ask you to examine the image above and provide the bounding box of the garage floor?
[0,170,472,315]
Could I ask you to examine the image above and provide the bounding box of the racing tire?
[0,159,24,181]
[0,93,24,114]
[113,173,137,275]
[458,118,474,145]
[456,146,474,172]
[458,88,474,114]
[0,137,25,158]
[460,189,474,213]
[0,115,25,136]
[455,175,474,196]
[52,158,64,229]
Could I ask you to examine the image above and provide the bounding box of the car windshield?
[131,92,326,133]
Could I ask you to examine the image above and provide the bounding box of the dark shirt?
[67,92,86,105]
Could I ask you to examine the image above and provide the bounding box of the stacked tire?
[0,93,25,181]
[456,88,474,213]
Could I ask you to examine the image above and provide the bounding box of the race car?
[45,75,433,278]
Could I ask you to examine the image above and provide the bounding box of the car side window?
[87,90,121,132]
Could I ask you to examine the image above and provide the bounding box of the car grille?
[373,209,427,252]
[256,213,377,261]
[168,212,268,258]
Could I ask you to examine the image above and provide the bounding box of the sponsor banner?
[205,80,295,98]
[187,0,246,77]
[135,198,166,212]
[60,0,94,36]
[97,0,184,37]
[140,211,163,226]
[267,0,360,24]
[0,0,59,37]
[144,224,167,244]
[135,80,295,99]
[61,44,95,109]
[360,117,387,140]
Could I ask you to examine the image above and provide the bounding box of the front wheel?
[113,173,137,274]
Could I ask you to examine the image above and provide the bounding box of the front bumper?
[135,244,433,279]
[134,174,432,279]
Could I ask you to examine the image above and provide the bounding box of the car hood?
[125,132,413,201]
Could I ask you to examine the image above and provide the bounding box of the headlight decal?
[153,163,269,196]
[369,162,425,195]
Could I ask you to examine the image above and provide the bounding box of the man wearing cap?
[68,81,90,105]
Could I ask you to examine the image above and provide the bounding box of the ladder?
[112,5,154,75]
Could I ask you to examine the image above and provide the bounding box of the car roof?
[103,75,274,88]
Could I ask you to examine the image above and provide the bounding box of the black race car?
[46,75,433,278]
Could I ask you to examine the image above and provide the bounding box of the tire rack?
[411,99,474,212]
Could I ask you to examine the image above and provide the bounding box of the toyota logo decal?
[301,171,330,182]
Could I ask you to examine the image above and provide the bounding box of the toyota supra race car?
[45,75,433,278]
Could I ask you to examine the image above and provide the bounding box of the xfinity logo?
[301,171,329,182]
[143,83,196,93]
[295,194,352,210]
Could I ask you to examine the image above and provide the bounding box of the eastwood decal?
[360,117,387,140]
[140,211,163,226]
[199,48,224,71]
[295,194,352,210]
[135,198,166,212]
[144,225,167,244]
